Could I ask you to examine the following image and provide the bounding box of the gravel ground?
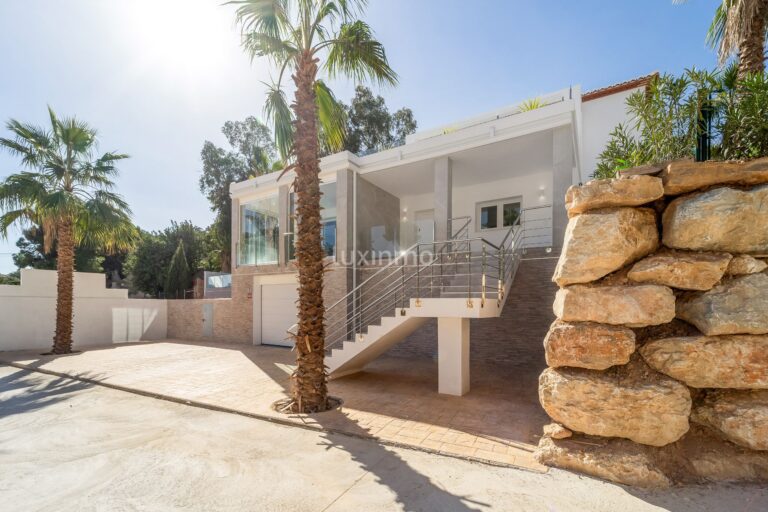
[1,365,766,512]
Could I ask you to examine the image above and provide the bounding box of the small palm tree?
[0,107,136,354]
[706,0,768,78]
[230,0,397,412]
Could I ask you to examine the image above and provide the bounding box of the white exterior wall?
[452,171,553,248]
[399,192,435,248]
[0,269,167,352]
[580,88,642,183]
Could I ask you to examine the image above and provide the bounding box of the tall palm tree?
[707,0,768,78]
[0,107,136,354]
[230,0,397,413]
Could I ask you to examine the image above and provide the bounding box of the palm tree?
[230,0,397,413]
[0,107,136,354]
[706,0,768,78]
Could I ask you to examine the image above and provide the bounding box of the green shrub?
[594,67,768,179]
[164,239,190,300]
[718,71,768,160]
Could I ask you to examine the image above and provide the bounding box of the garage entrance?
[260,283,297,347]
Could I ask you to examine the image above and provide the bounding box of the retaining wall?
[534,158,768,487]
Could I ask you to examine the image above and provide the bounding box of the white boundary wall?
[0,269,167,352]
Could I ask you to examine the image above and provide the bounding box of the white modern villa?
[167,74,655,395]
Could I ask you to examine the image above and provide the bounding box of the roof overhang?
[230,86,581,199]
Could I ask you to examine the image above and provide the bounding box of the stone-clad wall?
[535,158,768,488]
[167,265,254,343]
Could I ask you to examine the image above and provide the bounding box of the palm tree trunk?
[52,218,75,354]
[737,0,767,78]
[290,51,329,413]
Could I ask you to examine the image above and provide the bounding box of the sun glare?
[114,0,240,88]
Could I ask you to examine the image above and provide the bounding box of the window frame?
[476,197,522,232]
[287,181,338,261]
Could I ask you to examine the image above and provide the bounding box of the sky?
[0,0,721,273]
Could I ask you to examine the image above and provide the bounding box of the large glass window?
[288,182,337,259]
[477,197,522,231]
[239,194,280,265]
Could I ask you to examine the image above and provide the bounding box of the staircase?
[320,209,545,378]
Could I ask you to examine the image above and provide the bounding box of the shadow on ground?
[0,364,97,419]
[239,350,485,511]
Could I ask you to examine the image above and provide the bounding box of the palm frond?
[75,198,137,253]
[322,20,398,86]
[0,119,52,169]
[0,208,35,238]
[242,31,298,64]
[706,2,729,52]
[315,79,347,152]
[0,172,49,212]
[264,83,295,160]
[229,0,290,40]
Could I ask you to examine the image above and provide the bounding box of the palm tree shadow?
[233,346,485,511]
[314,417,489,511]
[0,365,96,420]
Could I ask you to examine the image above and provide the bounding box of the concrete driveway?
[1,365,767,512]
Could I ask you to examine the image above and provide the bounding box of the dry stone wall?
[535,158,768,488]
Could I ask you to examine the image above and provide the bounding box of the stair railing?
[296,208,543,356]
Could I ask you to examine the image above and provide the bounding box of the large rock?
[553,207,659,286]
[670,425,768,483]
[662,158,768,195]
[534,436,671,488]
[565,175,664,216]
[553,284,675,328]
[676,273,768,335]
[727,254,768,275]
[640,334,768,388]
[628,250,731,291]
[692,390,768,451]
[662,185,768,253]
[537,425,768,487]
[543,320,635,370]
[538,360,691,446]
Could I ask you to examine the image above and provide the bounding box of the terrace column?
[434,157,453,242]
[437,317,470,396]
[278,184,290,268]
[552,126,574,250]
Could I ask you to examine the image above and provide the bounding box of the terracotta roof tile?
[582,72,659,102]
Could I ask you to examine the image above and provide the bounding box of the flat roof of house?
[582,72,658,102]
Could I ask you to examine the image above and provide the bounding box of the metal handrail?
[291,203,547,353]
[323,218,524,353]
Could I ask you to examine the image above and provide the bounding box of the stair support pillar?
[437,317,470,396]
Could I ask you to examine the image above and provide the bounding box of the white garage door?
[261,284,298,347]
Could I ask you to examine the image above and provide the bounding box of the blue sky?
[0,0,720,273]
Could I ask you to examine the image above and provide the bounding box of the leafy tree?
[200,117,276,271]
[125,220,214,297]
[165,239,190,299]
[390,106,417,147]
[232,0,397,413]
[12,225,103,272]
[342,85,416,155]
[0,107,136,354]
[0,270,20,285]
[124,230,166,296]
